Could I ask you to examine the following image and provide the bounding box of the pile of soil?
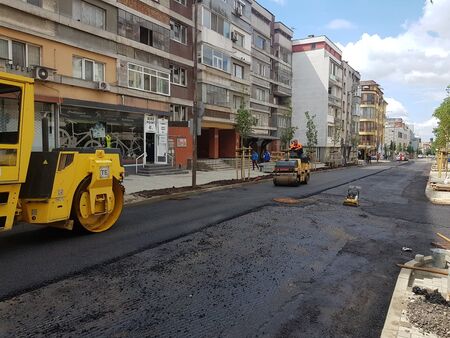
[407,292,450,338]
[132,175,272,199]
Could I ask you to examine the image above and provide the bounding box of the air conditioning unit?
[33,66,54,81]
[234,6,243,16]
[97,81,111,91]
[231,31,238,42]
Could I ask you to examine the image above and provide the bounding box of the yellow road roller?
[0,72,124,233]
[273,151,311,186]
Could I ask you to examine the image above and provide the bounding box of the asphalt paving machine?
[0,72,124,233]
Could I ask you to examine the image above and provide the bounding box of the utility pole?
[192,0,198,187]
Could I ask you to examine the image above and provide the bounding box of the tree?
[305,111,318,157]
[389,140,396,158]
[280,105,297,149]
[433,96,450,151]
[406,144,414,156]
[235,102,256,148]
[398,143,403,152]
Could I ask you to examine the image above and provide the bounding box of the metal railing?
[135,152,146,174]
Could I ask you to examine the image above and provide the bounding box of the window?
[174,0,186,5]
[233,64,244,79]
[169,65,187,86]
[204,84,228,107]
[0,83,21,145]
[234,0,244,16]
[0,38,40,67]
[25,0,42,6]
[233,96,242,109]
[73,1,106,29]
[73,56,105,82]
[328,126,333,137]
[170,105,187,121]
[128,63,170,95]
[170,20,187,44]
[255,88,266,102]
[202,45,230,73]
[255,35,266,50]
[202,9,231,39]
[140,26,153,46]
[311,43,316,49]
[234,32,244,47]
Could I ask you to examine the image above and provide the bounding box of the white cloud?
[268,0,285,5]
[338,0,450,139]
[385,97,409,118]
[326,19,355,30]
[411,117,439,140]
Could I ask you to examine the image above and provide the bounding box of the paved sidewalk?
[123,169,270,194]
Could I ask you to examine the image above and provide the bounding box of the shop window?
[0,38,40,67]
[73,0,106,29]
[72,56,105,82]
[169,65,187,86]
[128,63,170,96]
[170,20,187,44]
[170,104,187,121]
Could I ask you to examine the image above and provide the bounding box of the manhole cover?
[273,197,302,204]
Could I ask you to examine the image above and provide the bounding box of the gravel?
[407,295,450,337]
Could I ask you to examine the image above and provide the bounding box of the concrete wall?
[292,49,329,147]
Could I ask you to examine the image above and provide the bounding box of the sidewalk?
[123,162,329,194]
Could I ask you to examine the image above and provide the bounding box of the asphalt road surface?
[0,160,448,337]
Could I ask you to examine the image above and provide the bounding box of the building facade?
[358,80,387,158]
[0,0,196,169]
[384,117,414,155]
[291,35,360,163]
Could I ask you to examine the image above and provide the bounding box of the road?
[0,160,448,337]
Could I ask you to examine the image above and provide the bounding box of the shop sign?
[177,137,187,148]
[144,114,156,133]
[158,119,168,135]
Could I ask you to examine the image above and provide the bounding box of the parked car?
[396,153,408,161]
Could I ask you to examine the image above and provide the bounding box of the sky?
[256,0,450,141]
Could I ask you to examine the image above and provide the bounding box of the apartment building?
[358,80,387,158]
[341,60,361,162]
[195,0,252,159]
[0,0,194,169]
[291,35,360,163]
[384,117,413,154]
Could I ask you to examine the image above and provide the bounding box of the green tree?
[280,105,297,149]
[398,143,403,152]
[406,144,414,155]
[235,102,256,148]
[305,111,318,157]
[433,96,450,151]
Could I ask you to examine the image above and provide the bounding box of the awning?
[249,134,279,140]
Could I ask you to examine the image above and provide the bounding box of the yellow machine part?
[19,149,124,233]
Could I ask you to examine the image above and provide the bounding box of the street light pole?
[192,0,198,187]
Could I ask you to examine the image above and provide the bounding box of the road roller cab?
[0,72,124,233]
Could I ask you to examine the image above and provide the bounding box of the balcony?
[328,94,341,107]
[272,84,292,97]
[329,74,342,87]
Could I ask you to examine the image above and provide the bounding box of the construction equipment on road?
[0,72,124,233]
[343,186,360,207]
[273,146,311,186]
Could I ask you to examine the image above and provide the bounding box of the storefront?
[58,100,169,167]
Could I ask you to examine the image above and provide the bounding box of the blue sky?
[257,0,450,140]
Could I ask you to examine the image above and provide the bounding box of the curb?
[124,163,396,207]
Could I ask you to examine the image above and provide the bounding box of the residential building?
[195,0,252,159]
[358,80,387,158]
[249,2,293,152]
[291,35,360,163]
[384,117,415,154]
[0,0,195,170]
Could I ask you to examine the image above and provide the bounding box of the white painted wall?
[292,49,330,147]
